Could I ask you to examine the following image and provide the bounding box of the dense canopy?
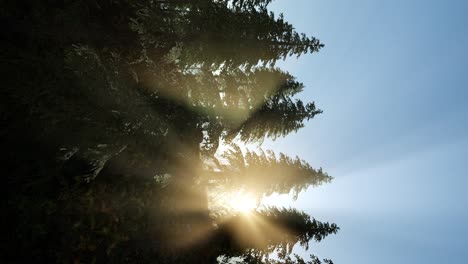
[2,1,337,263]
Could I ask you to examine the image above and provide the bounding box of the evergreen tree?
[2,1,337,263]
[205,143,331,202]
[264,254,334,264]
[215,207,338,263]
[130,0,323,69]
[226,97,322,143]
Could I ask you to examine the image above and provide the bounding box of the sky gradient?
[262,0,468,263]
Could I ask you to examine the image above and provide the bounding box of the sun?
[228,191,257,213]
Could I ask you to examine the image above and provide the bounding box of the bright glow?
[228,191,257,213]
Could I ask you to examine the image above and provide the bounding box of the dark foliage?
[2,1,336,263]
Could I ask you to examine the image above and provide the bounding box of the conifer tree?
[216,207,338,263]
[130,0,323,69]
[2,1,337,263]
[226,97,322,143]
[205,143,331,201]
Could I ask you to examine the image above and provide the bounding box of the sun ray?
[228,190,258,213]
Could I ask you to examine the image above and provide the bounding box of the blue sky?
[262,0,468,263]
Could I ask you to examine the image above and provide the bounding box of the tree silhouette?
[130,0,323,69]
[205,143,331,203]
[215,207,338,263]
[226,97,322,143]
[2,0,338,263]
[176,66,319,148]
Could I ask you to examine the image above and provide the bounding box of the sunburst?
[227,190,257,213]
